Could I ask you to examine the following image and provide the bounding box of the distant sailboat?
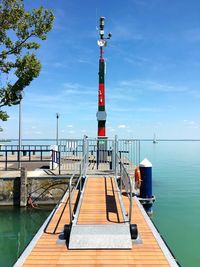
[153,134,158,144]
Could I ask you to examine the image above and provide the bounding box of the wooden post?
[20,167,28,207]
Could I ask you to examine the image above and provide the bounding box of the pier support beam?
[20,167,28,207]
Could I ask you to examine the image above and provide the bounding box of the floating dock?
[14,172,178,266]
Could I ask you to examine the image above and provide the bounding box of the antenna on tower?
[97,17,112,49]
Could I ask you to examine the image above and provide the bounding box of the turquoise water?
[0,206,52,267]
[140,141,200,267]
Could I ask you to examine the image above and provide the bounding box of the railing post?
[69,180,72,224]
[138,140,141,164]
[129,178,132,223]
[96,140,99,169]
[82,136,85,159]
[114,135,118,177]
[5,150,8,171]
[135,139,141,166]
[51,150,53,169]
[80,176,82,192]
[112,140,115,172]
[120,162,122,192]
[83,135,88,170]
[58,151,61,175]
[80,161,82,176]
[20,167,28,207]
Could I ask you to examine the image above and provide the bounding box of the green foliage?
[0,0,54,121]
[0,110,8,121]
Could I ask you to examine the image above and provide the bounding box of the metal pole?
[56,113,59,146]
[129,178,132,224]
[114,135,117,176]
[18,99,22,169]
[138,140,141,164]
[69,180,72,224]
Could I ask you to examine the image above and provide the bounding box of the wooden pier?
[15,174,178,266]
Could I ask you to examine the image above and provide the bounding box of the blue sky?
[1,0,200,139]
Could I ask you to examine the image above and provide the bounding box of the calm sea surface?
[0,140,200,266]
[140,141,200,267]
[0,206,53,267]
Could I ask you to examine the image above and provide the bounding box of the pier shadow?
[44,194,69,235]
[13,177,20,206]
[104,177,121,223]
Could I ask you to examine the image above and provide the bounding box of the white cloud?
[77,58,91,64]
[118,124,127,129]
[124,55,154,67]
[119,80,188,93]
[137,107,163,112]
[183,120,199,129]
[107,126,115,132]
[67,125,73,128]
[107,89,136,102]
[63,82,80,90]
[63,82,95,95]
[110,107,134,112]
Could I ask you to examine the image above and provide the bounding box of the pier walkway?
[14,138,178,266]
[15,174,178,266]
[78,176,124,224]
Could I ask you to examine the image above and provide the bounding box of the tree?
[0,0,54,121]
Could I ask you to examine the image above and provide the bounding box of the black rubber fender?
[130,224,138,239]
[64,224,71,240]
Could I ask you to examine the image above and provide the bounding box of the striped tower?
[98,49,106,137]
[96,17,111,138]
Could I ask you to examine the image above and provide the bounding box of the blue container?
[139,158,152,199]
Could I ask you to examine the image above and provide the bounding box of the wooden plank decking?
[16,175,176,266]
[78,176,124,224]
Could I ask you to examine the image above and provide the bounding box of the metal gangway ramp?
[65,146,137,249]
[68,175,133,249]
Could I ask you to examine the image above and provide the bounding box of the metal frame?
[115,153,133,224]
[68,138,88,224]
[0,149,61,173]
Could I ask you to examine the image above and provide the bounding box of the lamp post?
[16,93,23,169]
[56,113,59,146]
[19,99,22,169]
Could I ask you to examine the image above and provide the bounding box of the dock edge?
[135,196,180,267]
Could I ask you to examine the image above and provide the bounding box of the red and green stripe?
[98,57,106,136]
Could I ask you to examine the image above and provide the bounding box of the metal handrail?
[0,144,51,151]
[115,153,133,223]
[0,149,61,173]
[68,147,88,224]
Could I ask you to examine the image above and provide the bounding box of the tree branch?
[0,33,33,58]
